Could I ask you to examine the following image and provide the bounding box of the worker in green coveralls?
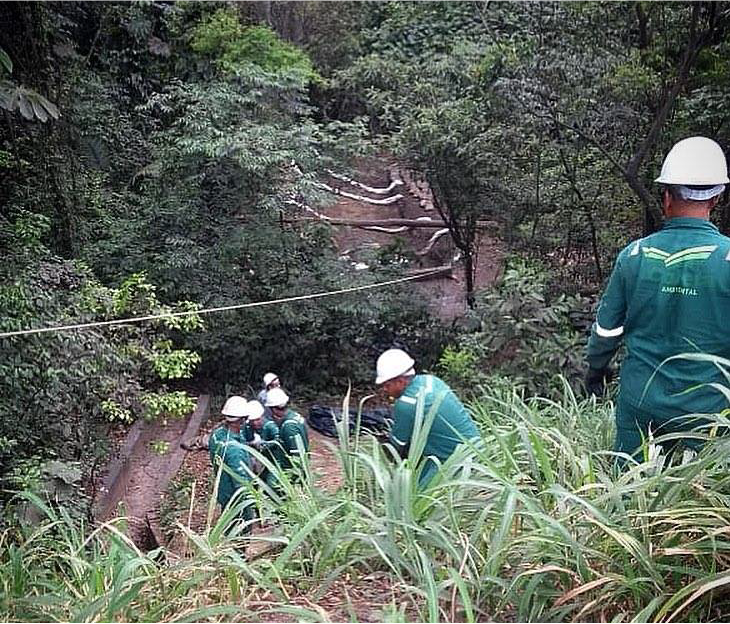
[208,395,255,529]
[375,348,480,486]
[243,398,280,486]
[586,136,730,460]
[264,387,309,481]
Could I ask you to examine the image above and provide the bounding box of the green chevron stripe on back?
[642,251,669,262]
[641,245,717,266]
[665,245,717,264]
[665,251,714,267]
[642,246,670,257]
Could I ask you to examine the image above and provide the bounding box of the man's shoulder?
[283,411,306,426]
[625,227,730,256]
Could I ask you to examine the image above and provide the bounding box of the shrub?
[191,8,318,80]
[447,254,593,397]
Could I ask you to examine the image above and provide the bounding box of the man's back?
[277,410,309,469]
[392,374,479,462]
[595,217,730,414]
[208,426,250,506]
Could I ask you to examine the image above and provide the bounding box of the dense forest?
[2,2,730,622]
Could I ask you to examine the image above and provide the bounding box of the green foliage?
[101,399,134,425]
[0,44,59,122]
[149,440,170,455]
[150,340,201,380]
[6,383,730,621]
[442,255,592,397]
[142,391,196,422]
[112,272,159,316]
[436,344,480,387]
[0,46,11,74]
[191,8,317,80]
[3,459,86,527]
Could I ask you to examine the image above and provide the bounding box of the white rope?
[0,270,444,339]
[326,169,404,195]
[316,182,403,205]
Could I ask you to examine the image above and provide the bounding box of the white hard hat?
[375,348,415,385]
[221,395,248,419]
[263,372,279,387]
[265,387,289,408]
[655,136,729,186]
[246,400,265,420]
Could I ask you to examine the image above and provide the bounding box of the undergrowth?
[3,380,730,622]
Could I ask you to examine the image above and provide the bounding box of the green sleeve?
[242,423,254,443]
[258,421,280,450]
[281,421,307,455]
[390,396,416,454]
[587,254,627,370]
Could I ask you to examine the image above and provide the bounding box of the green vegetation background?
[1,2,730,621]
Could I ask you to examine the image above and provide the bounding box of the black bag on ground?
[308,405,392,439]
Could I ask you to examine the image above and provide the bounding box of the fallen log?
[405,264,454,280]
[294,216,497,230]
[317,182,403,205]
[415,228,450,256]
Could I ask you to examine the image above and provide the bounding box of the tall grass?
[4,378,730,621]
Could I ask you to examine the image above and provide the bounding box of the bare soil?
[323,155,503,320]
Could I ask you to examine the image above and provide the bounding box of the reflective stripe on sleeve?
[399,396,417,405]
[595,322,624,338]
[391,435,407,446]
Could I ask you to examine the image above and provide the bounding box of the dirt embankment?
[321,155,502,320]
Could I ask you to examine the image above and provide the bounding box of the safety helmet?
[655,136,729,186]
[265,387,289,408]
[375,348,415,385]
[263,372,279,388]
[246,399,265,420]
[221,395,248,419]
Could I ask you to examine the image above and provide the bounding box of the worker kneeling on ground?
[376,348,480,486]
[243,398,280,487]
[265,387,310,483]
[586,136,730,462]
[208,395,255,530]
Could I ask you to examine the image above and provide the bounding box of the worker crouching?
[375,348,480,486]
[208,395,255,532]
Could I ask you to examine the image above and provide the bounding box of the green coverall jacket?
[208,425,252,510]
[390,374,479,485]
[243,417,280,484]
[587,218,730,451]
[275,409,309,471]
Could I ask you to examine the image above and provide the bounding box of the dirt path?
[94,396,208,547]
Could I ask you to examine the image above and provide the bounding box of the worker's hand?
[584,367,613,396]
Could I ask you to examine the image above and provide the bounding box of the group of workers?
[208,352,481,524]
[209,135,730,527]
[208,373,309,523]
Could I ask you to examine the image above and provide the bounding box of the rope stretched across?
[0,269,445,339]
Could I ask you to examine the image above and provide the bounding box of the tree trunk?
[720,197,730,235]
[464,250,476,308]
